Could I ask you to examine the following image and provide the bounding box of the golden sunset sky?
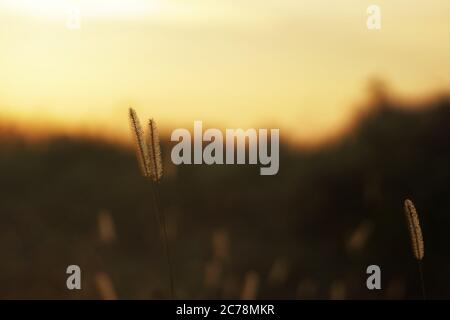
[0,0,449,144]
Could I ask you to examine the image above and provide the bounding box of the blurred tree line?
[0,93,449,299]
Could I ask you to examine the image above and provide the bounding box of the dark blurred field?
[1,95,450,299]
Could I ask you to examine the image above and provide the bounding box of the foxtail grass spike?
[129,108,151,177]
[403,198,426,299]
[404,199,425,260]
[148,118,163,182]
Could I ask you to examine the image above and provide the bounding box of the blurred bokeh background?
[0,0,449,299]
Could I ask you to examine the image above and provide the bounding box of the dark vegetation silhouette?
[0,93,449,299]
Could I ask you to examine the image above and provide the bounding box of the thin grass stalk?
[150,182,175,299]
[417,261,426,299]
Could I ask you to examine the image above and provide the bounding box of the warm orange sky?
[1,0,449,144]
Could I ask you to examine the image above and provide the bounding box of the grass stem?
[150,182,175,299]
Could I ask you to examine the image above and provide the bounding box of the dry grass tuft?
[97,210,116,244]
[128,108,174,299]
[95,272,118,300]
[241,271,259,300]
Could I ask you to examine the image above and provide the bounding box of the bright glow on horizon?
[0,1,449,145]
